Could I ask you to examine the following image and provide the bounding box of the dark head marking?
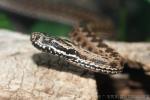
[66,49,76,54]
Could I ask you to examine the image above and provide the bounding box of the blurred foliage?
[117,8,128,41]
[117,0,150,41]
[145,0,150,3]
[31,20,72,37]
[125,0,150,41]
[0,12,14,30]
[0,0,149,41]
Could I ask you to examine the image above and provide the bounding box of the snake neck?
[70,26,124,70]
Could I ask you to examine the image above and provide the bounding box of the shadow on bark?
[32,53,150,99]
[123,64,150,95]
[32,53,94,79]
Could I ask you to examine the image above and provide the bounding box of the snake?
[0,0,124,74]
[30,25,124,74]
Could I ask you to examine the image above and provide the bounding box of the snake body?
[31,26,124,74]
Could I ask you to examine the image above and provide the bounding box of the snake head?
[31,32,80,59]
[31,32,54,51]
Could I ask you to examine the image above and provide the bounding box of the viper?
[30,25,124,74]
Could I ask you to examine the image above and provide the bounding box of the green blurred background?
[0,0,149,41]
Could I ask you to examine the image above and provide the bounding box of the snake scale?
[31,26,124,74]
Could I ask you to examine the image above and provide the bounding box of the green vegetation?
[0,0,149,41]
[0,12,13,30]
[117,8,128,41]
[31,20,72,37]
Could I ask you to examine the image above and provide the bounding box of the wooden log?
[0,29,150,99]
[0,30,97,100]
[105,41,150,73]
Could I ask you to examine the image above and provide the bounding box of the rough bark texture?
[105,41,150,73]
[0,29,150,99]
[0,30,97,100]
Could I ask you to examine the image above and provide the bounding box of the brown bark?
[0,29,150,99]
[105,41,150,73]
[0,30,97,100]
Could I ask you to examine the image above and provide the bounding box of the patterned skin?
[31,27,124,74]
